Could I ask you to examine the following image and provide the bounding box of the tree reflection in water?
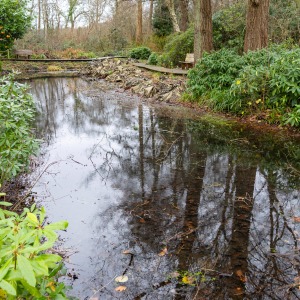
[30,78,300,299]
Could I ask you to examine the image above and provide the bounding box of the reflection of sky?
[29,78,300,299]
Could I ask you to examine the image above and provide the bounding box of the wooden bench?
[179,53,194,69]
[14,49,33,59]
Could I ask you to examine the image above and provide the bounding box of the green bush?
[0,73,39,183]
[129,47,152,60]
[0,0,31,53]
[0,200,69,298]
[160,27,194,67]
[188,48,244,99]
[147,52,159,65]
[187,45,300,127]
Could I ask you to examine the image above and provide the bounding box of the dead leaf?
[139,218,146,223]
[293,217,300,223]
[158,247,168,257]
[115,286,127,292]
[236,269,246,282]
[122,250,132,255]
[115,275,128,283]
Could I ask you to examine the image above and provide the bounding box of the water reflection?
[30,78,300,299]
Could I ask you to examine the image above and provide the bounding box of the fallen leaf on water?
[115,286,127,292]
[115,275,128,283]
[182,276,195,285]
[158,247,168,257]
[294,276,300,289]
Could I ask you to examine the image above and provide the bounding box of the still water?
[30,77,300,300]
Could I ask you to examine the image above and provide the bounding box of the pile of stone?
[81,58,186,102]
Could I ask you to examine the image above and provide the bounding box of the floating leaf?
[115,275,128,283]
[182,276,195,285]
[115,286,127,292]
[158,247,168,257]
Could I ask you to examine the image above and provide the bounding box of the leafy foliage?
[129,47,151,60]
[0,0,31,53]
[158,27,194,68]
[212,1,246,53]
[0,73,39,183]
[187,45,300,127]
[0,199,69,299]
[147,52,159,65]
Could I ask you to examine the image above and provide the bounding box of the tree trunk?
[244,0,270,52]
[148,0,154,34]
[38,0,41,30]
[165,0,181,32]
[136,0,143,44]
[194,0,213,62]
[179,0,189,31]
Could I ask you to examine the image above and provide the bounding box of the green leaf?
[0,257,13,281]
[44,220,68,231]
[20,279,42,297]
[0,202,12,206]
[26,212,39,225]
[31,259,49,276]
[0,280,16,296]
[17,254,36,287]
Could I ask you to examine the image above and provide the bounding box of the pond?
[29,77,300,300]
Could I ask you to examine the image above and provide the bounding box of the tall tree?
[136,0,143,44]
[193,0,213,61]
[244,0,270,52]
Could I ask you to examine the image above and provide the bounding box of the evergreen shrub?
[147,52,159,65]
[158,27,194,67]
[187,45,300,127]
[129,47,152,60]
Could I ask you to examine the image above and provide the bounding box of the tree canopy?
[0,0,31,52]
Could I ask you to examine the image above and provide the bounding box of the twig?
[88,275,118,300]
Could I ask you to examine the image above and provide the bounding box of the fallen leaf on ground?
[115,286,127,292]
[139,218,146,223]
[158,247,168,257]
[122,250,132,255]
[293,217,300,223]
[115,275,128,283]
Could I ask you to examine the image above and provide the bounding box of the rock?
[81,58,186,103]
